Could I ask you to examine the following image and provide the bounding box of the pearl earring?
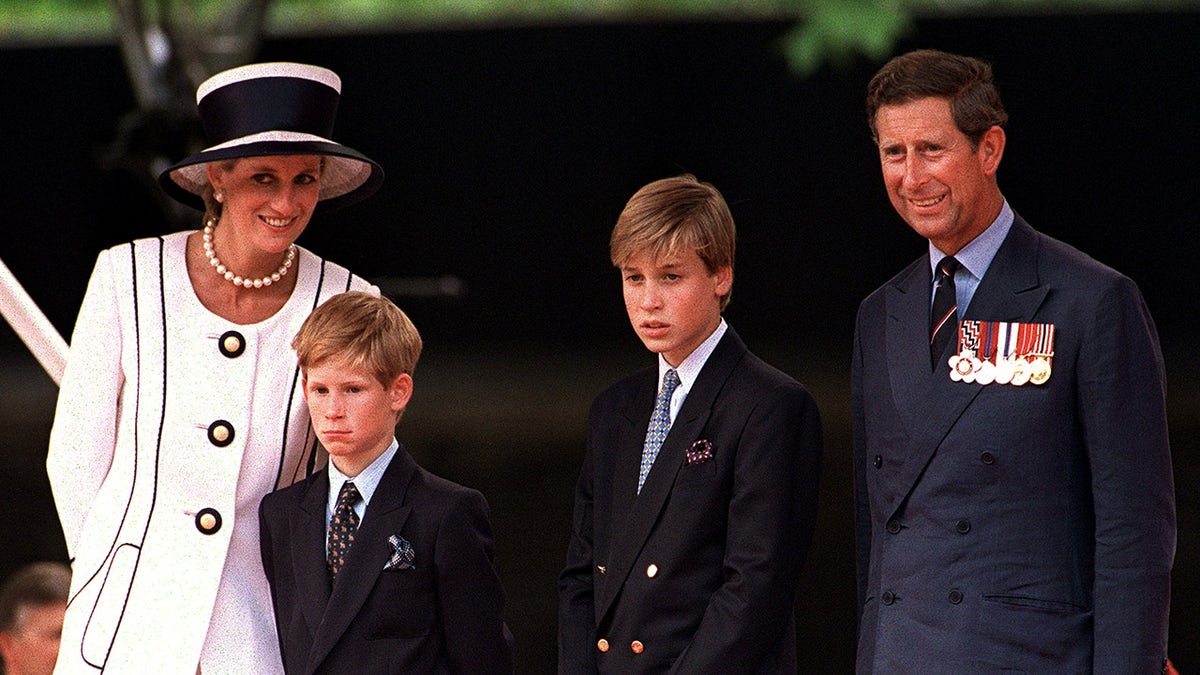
[214,189,225,203]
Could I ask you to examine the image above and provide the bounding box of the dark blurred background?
[2,10,1197,673]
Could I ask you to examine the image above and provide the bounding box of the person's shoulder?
[404,461,491,518]
[733,347,817,406]
[590,364,656,413]
[1026,227,1154,317]
[401,451,482,501]
[294,244,376,293]
[859,255,927,309]
[1034,229,1129,285]
[95,229,191,258]
[262,470,326,511]
[738,347,801,384]
[414,464,479,498]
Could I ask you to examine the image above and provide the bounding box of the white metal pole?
[0,256,68,386]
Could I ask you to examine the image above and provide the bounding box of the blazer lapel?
[883,216,1047,520]
[960,215,1047,323]
[884,259,944,436]
[306,450,416,674]
[294,473,333,637]
[598,373,656,615]
[597,328,745,622]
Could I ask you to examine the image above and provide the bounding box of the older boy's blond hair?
[610,174,736,309]
[292,291,422,387]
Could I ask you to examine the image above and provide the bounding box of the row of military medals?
[948,320,1055,386]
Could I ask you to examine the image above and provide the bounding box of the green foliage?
[781,0,912,76]
[1,0,112,41]
[3,0,1195,71]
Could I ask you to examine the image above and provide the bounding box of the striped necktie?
[930,256,961,370]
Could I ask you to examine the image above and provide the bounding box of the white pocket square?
[383,534,415,571]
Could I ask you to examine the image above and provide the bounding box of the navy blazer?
[559,326,823,674]
[852,215,1175,673]
[259,446,514,675]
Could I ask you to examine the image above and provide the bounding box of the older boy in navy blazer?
[559,175,824,673]
[260,291,513,674]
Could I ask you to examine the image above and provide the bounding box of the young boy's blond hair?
[292,291,423,388]
[609,174,736,310]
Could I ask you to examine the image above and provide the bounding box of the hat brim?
[159,139,384,213]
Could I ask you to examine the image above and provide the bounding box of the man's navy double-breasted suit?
[852,216,1174,673]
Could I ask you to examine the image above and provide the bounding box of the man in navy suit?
[852,49,1175,672]
[260,291,513,674]
[559,175,824,673]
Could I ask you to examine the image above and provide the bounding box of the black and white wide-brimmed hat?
[159,62,384,212]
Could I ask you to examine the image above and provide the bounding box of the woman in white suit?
[46,62,383,673]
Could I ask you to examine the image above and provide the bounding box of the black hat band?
[198,77,340,145]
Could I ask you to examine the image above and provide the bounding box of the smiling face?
[303,356,413,477]
[622,247,731,367]
[875,96,1006,254]
[206,154,323,261]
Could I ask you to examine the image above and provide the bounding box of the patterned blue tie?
[639,369,681,493]
[328,481,361,584]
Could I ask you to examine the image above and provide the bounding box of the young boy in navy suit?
[259,291,513,674]
[558,175,823,673]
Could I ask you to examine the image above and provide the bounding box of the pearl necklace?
[202,218,296,289]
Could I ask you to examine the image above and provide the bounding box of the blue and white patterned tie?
[638,369,680,493]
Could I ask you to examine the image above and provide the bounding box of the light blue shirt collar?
[327,438,398,525]
[929,200,1013,315]
[657,318,727,424]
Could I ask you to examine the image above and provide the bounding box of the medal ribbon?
[980,321,997,361]
[996,321,1015,361]
[1031,323,1055,356]
[1010,322,1056,360]
[1016,322,1031,361]
[959,320,980,353]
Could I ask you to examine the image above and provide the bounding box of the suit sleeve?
[436,490,514,674]
[257,496,289,662]
[1079,276,1174,670]
[46,248,123,557]
[557,431,599,674]
[850,304,872,626]
[671,381,824,673]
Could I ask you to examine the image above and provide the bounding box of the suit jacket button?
[596,639,609,653]
[873,455,883,469]
[195,508,222,535]
[208,420,235,447]
[886,519,901,535]
[955,519,971,534]
[646,564,658,578]
[630,641,644,654]
[948,589,964,604]
[218,330,245,358]
[881,591,895,605]
[980,451,996,465]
